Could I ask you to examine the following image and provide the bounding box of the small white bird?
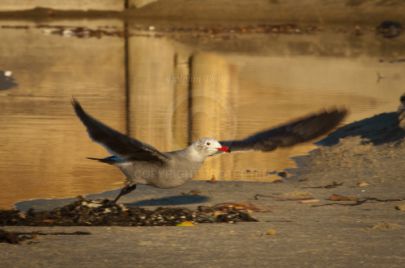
[72,99,347,202]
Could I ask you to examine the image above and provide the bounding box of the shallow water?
[0,19,404,208]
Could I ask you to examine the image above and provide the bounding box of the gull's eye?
[206,142,211,146]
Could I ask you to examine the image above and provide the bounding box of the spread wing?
[220,108,347,152]
[72,99,169,163]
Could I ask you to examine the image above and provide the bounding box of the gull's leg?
[113,184,137,203]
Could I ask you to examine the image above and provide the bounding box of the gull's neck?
[183,145,206,163]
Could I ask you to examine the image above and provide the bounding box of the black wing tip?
[71,97,82,111]
[71,97,88,121]
[324,107,349,124]
[87,156,118,164]
[331,107,348,116]
[303,107,349,139]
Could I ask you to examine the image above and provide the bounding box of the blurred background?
[0,0,404,208]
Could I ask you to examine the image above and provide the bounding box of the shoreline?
[0,2,404,25]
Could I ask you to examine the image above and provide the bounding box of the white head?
[190,137,230,159]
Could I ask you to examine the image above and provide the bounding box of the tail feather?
[87,156,121,164]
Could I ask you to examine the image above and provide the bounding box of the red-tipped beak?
[217,146,230,153]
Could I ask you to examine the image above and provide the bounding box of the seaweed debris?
[0,197,257,227]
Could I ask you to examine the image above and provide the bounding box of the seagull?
[72,99,347,203]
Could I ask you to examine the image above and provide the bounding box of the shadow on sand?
[319,112,404,146]
[15,193,210,211]
[126,195,210,207]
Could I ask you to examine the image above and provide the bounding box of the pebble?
[357,181,369,187]
[265,228,277,236]
[395,203,405,211]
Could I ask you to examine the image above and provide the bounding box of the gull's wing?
[220,108,347,152]
[72,99,169,163]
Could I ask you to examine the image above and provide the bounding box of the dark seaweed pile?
[0,229,91,244]
[0,197,257,227]
[0,229,35,244]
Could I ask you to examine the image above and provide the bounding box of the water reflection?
[0,20,404,208]
[0,20,126,208]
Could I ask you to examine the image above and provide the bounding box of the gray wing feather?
[220,109,347,152]
[72,99,169,163]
